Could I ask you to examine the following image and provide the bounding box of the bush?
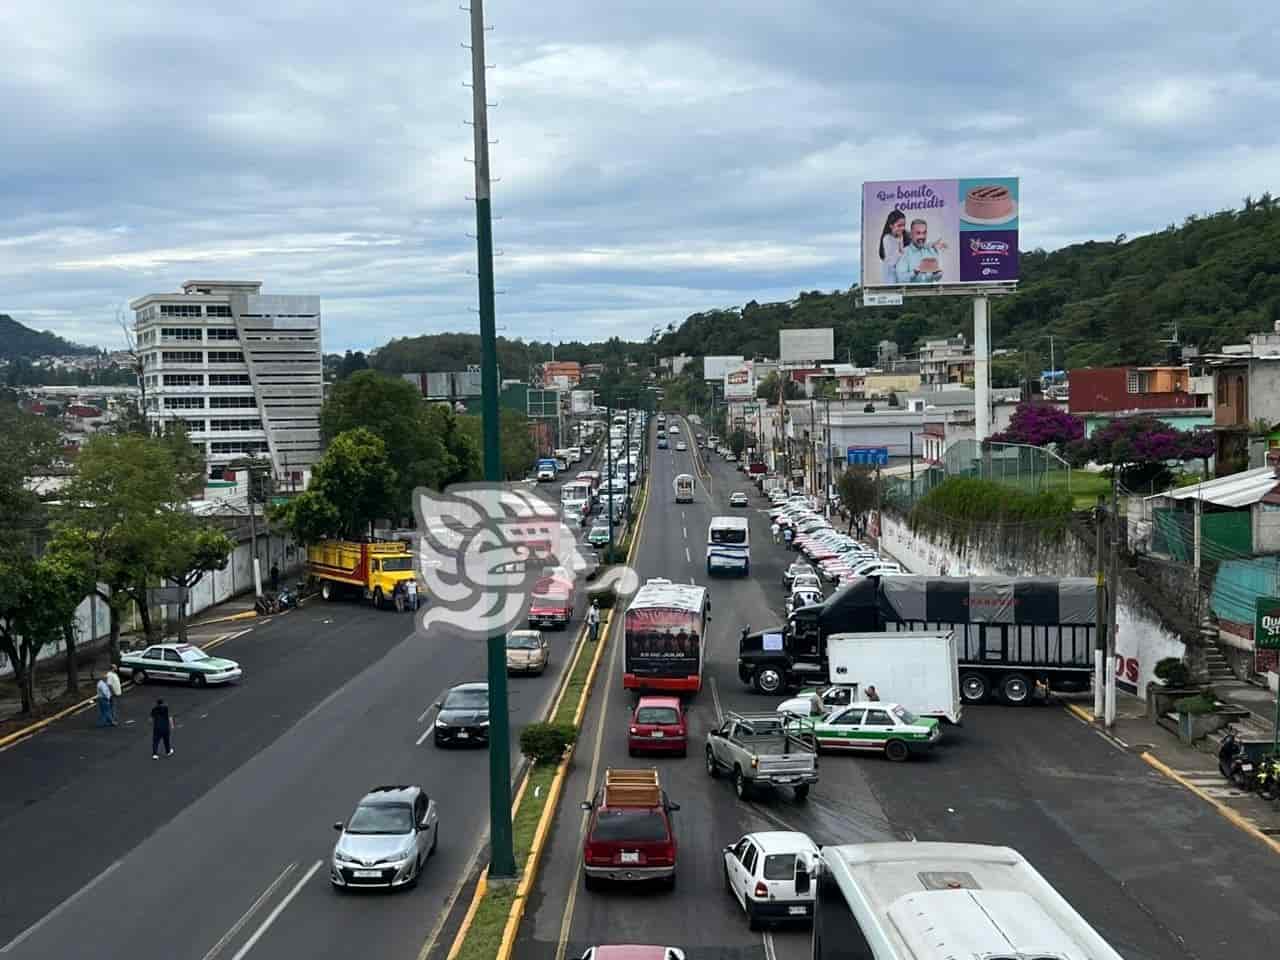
[588,581,619,608]
[909,477,1073,545]
[1173,692,1217,716]
[1154,657,1190,688]
[519,722,578,765]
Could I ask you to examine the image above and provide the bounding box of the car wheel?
[584,873,601,892]
[430,823,439,855]
[192,673,206,688]
[665,872,677,892]
[133,669,147,685]
[1000,673,1031,705]
[628,746,636,757]
[434,734,446,748]
[793,784,810,802]
[884,739,910,762]
[747,900,761,931]
[733,767,750,800]
[753,667,783,695]
[705,748,719,778]
[960,672,988,703]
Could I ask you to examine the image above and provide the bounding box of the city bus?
[674,473,695,503]
[624,578,710,693]
[812,841,1123,960]
[706,515,750,576]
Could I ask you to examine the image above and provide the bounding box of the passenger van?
[674,474,694,504]
[707,516,750,576]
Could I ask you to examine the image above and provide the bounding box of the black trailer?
[738,576,1096,705]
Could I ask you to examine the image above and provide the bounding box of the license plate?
[620,851,639,864]
[651,731,665,738]
[353,870,381,878]
[788,906,808,916]
[775,776,795,784]
[457,731,469,739]
[1242,763,1253,772]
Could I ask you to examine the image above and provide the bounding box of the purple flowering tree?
[989,402,1084,449]
[1080,415,1214,490]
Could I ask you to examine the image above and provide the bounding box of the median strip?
[447,474,650,960]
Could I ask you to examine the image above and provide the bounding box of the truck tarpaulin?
[877,577,1096,625]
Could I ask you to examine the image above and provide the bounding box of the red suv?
[581,769,680,890]
[628,697,687,757]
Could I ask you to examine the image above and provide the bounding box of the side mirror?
[667,801,681,812]
[580,801,592,811]
[333,822,344,832]
[435,702,444,710]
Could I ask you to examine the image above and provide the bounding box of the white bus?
[706,516,750,576]
[674,473,695,503]
[812,841,1123,960]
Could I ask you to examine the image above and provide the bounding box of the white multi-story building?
[130,280,323,486]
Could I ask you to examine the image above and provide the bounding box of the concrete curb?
[1139,751,1280,856]
[189,610,259,627]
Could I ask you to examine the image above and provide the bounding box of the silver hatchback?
[331,785,439,890]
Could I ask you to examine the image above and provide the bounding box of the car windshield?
[892,705,918,724]
[381,557,414,571]
[636,706,679,725]
[443,689,488,710]
[178,647,210,663]
[763,853,798,880]
[346,803,413,835]
[589,809,669,843]
[507,634,541,650]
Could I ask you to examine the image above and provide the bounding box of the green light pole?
[468,0,515,880]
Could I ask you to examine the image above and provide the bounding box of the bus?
[706,516,750,576]
[813,841,1123,960]
[674,473,695,503]
[624,578,710,693]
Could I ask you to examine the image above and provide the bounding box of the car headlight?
[334,850,358,865]
[435,718,450,728]
[479,719,490,727]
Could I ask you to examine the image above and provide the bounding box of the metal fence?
[883,439,1073,511]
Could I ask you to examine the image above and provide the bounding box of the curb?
[1139,751,1280,856]
[190,610,259,627]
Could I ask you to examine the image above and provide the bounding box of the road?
[516,417,1280,960]
[0,468,594,960]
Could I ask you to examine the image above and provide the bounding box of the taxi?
[790,701,940,762]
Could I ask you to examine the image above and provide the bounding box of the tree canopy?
[990,401,1084,448]
[276,428,398,541]
[1071,415,1215,490]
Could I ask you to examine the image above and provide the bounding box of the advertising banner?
[570,389,594,414]
[723,361,755,400]
[861,177,1019,288]
[1255,596,1280,650]
[624,607,702,677]
[779,328,835,364]
[704,355,745,382]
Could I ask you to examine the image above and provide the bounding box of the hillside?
[0,314,96,359]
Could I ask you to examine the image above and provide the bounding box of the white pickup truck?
[705,712,818,802]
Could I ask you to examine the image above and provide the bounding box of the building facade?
[1068,365,1213,437]
[1206,329,1280,474]
[918,336,975,388]
[131,280,323,485]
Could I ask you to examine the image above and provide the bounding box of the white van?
[707,516,750,576]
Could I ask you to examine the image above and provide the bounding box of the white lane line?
[230,859,322,960]
[763,931,779,960]
[201,862,297,960]
[709,675,724,722]
[682,526,687,538]
[418,686,449,725]
[685,546,691,563]
[2,859,123,952]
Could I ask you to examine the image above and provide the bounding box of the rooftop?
[1148,466,1280,509]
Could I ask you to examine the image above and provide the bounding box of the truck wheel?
[960,673,988,703]
[705,747,719,778]
[1000,673,1031,705]
[884,739,910,762]
[321,580,334,602]
[793,784,810,802]
[753,667,783,695]
[733,767,750,800]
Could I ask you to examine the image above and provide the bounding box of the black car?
[433,682,489,747]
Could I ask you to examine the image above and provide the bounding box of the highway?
[0,468,594,960]
[515,417,1280,960]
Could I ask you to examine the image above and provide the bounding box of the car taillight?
[630,727,638,734]
[754,881,769,898]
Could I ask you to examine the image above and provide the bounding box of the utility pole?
[467,0,515,880]
[1106,474,1120,728]
[1094,494,1107,719]
[606,396,615,556]
[824,399,832,517]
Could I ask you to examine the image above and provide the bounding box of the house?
[918,335,974,388]
[1204,327,1280,475]
[1067,365,1213,437]
[541,360,582,389]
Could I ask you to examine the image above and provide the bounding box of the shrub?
[908,477,1072,546]
[588,581,619,608]
[1172,692,1217,716]
[519,721,578,765]
[1154,657,1190,688]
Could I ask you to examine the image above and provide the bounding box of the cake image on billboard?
[961,184,1016,224]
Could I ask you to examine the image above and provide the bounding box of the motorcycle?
[1218,730,1255,790]
[1256,755,1280,802]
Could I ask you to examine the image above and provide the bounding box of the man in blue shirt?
[894,219,948,283]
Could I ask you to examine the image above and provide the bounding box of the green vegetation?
[0,314,96,361]
[275,428,398,541]
[837,468,881,530]
[458,408,537,480]
[1173,691,1218,716]
[1155,657,1192,688]
[518,722,578,765]
[909,477,1073,546]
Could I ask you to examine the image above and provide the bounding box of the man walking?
[105,664,122,725]
[587,600,601,642]
[96,674,113,727]
[771,520,781,544]
[151,698,174,759]
[406,577,419,612]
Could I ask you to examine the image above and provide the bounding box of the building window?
[208,396,257,409]
[160,304,203,318]
[181,419,206,433]
[161,351,203,364]
[161,327,202,342]
[210,440,269,455]
[206,305,232,318]
[208,418,263,432]
[163,374,204,387]
[164,397,205,409]
[207,351,245,364]
[208,374,251,386]
[206,327,239,341]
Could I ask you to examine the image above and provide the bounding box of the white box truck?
[826,631,961,724]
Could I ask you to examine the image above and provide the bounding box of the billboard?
[861,177,1019,288]
[703,355,745,382]
[779,328,835,364]
[723,362,755,400]
[570,389,594,414]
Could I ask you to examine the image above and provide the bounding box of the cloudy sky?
[2,1,1277,352]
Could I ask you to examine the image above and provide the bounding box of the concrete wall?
[879,513,1184,694]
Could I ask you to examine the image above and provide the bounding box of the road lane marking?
[201,862,297,960]
[685,546,691,563]
[203,627,253,652]
[682,526,687,538]
[709,675,724,722]
[230,859,322,960]
[746,800,805,835]
[2,859,123,952]
[763,931,778,960]
[419,687,449,724]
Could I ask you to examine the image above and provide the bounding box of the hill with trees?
[0,314,96,360]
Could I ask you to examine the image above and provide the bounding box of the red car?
[578,948,685,960]
[581,769,679,889]
[627,696,688,757]
[529,574,574,629]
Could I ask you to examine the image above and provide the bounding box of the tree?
[459,409,537,480]
[276,428,398,542]
[990,356,1026,389]
[990,401,1084,449]
[1073,416,1216,491]
[728,429,747,457]
[162,525,236,642]
[39,537,97,696]
[756,371,801,401]
[837,468,880,534]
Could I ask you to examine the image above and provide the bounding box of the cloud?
[0,0,1276,351]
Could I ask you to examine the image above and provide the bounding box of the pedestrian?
[771,521,780,544]
[587,600,601,642]
[96,674,113,727]
[865,685,880,702]
[406,577,419,611]
[270,562,280,594]
[151,698,174,759]
[106,664,122,725]
[783,526,794,549]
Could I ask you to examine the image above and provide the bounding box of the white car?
[722,831,819,929]
[676,441,687,452]
[790,574,822,595]
[729,492,749,508]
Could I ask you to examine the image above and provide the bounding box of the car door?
[739,840,760,906]
[413,794,430,859]
[162,648,186,681]
[725,837,750,906]
[136,646,164,676]
[821,707,867,751]
[861,708,896,751]
[711,720,733,766]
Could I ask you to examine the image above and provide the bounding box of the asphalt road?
[517,419,1280,960]
[0,467,594,960]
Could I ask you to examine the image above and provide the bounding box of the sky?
[2,1,1278,353]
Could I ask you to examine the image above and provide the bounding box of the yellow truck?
[306,539,417,609]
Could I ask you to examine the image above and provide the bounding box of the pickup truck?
[705,712,818,802]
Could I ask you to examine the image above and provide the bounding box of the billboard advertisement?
[624,606,703,679]
[570,389,594,414]
[723,361,755,400]
[861,177,1019,288]
[703,355,745,382]
[779,328,835,364]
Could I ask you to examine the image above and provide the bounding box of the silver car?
[331,785,439,890]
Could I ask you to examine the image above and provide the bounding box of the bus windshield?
[710,527,747,545]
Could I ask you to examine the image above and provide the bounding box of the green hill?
[0,314,96,360]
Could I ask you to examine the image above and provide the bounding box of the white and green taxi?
[120,643,243,687]
[788,702,940,762]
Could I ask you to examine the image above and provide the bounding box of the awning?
[1148,467,1280,508]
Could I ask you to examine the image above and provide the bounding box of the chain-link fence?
[883,439,1074,512]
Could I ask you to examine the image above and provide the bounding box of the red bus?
[623,578,710,693]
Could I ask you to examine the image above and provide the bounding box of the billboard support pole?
[973,295,991,444]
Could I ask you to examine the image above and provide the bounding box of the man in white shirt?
[106,665,123,725]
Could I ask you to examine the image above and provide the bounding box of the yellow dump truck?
[306,539,416,609]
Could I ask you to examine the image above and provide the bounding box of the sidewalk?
[1064,689,1280,850]
[0,591,262,735]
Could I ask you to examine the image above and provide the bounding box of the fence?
[883,439,1073,511]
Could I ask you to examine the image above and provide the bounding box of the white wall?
[880,514,1184,694]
